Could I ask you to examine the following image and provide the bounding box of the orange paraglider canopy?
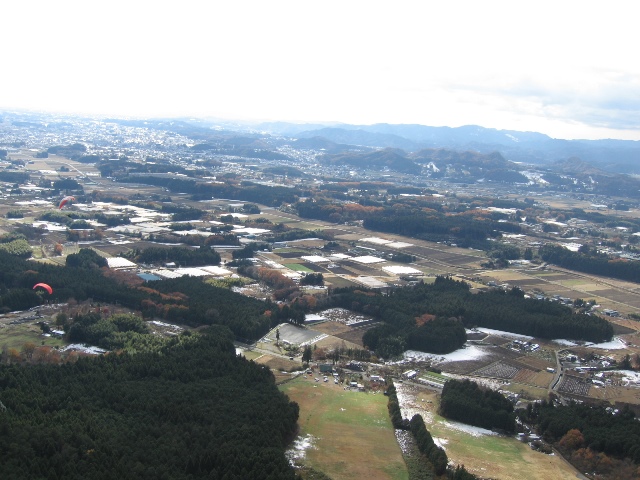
[33,283,53,295]
[59,196,76,209]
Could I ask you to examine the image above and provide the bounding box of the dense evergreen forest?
[439,379,516,433]
[332,277,612,357]
[540,244,640,283]
[63,312,153,351]
[0,328,300,479]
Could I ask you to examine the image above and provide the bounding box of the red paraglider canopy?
[33,283,53,295]
[59,196,76,209]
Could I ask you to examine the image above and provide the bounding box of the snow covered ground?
[611,370,640,386]
[285,434,316,465]
[394,382,434,423]
[473,327,533,342]
[433,437,449,449]
[551,339,578,346]
[441,421,497,437]
[585,337,627,350]
[403,344,490,364]
[61,344,107,355]
[315,308,372,325]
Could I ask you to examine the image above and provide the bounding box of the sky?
[1,1,639,141]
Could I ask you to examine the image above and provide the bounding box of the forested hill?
[0,328,300,479]
[290,123,640,174]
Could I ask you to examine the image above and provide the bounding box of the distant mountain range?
[255,122,640,175]
[3,111,639,176]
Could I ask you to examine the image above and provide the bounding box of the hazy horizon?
[2,1,638,142]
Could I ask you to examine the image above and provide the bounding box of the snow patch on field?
[442,420,497,437]
[395,429,413,455]
[286,434,316,465]
[394,382,433,423]
[474,327,533,341]
[315,307,372,325]
[304,313,325,322]
[433,437,448,449]
[585,337,626,350]
[61,344,107,355]
[404,344,490,364]
[616,370,640,386]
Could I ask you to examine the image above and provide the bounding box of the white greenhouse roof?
[351,255,385,264]
[382,265,423,275]
[301,255,330,263]
[106,257,137,269]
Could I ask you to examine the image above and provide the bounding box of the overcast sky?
[2,1,638,140]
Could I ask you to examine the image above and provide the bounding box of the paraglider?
[58,196,76,209]
[33,283,53,295]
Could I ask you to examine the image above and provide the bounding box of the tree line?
[363,209,521,248]
[540,244,640,283]
[410,414,449,475]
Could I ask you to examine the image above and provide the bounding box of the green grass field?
[420,371,448,384]
[283,263,314,272]
[239,349,263,361]
[280,377,408,480]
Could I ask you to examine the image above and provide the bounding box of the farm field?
[484,267,640,317]
[395,383,583,480]
[281,376,408,480]
[325,275,360,288]
[0,319,65,352]
[283,263,314,272]
[257,208,640,323]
